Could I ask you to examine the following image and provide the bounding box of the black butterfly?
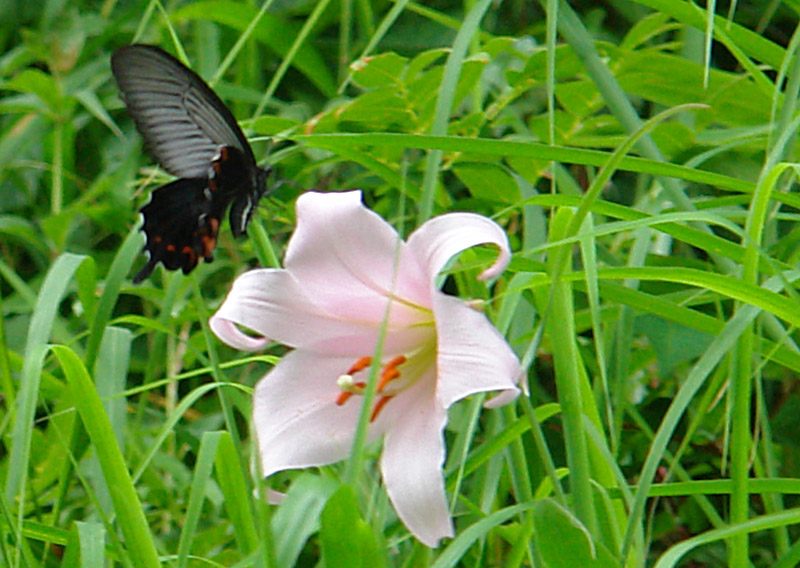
[111,44,271,283]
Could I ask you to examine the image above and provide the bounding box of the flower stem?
[546,207,597,537]
[249,218,280,268]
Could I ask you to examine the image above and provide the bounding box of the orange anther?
[370,396,393,421]
[377,368,400,392]
[386,355,407,371]
[377,355,406,391]
[346,356,372,375]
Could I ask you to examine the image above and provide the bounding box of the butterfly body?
[111,44,270,282]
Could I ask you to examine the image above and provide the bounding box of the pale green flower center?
[335,331,436,421]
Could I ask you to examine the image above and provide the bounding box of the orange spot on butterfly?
[201,235,217,258]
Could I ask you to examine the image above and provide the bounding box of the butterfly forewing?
[111,44,271,282]
[111,45,254,178]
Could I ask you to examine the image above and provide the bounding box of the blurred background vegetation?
[3,0,800,566]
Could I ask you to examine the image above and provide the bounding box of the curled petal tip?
[209,315,270,351]
[477,244,511,281]
[483,385,521,408]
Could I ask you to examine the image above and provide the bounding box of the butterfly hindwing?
[133,178,227,283]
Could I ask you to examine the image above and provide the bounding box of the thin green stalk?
[546,207,597,536]
[729,157,787,565]
[0,289,13,408]
[210,0,276,86]
[249,218,280,268]
[343,255,395,486]
[191,277,244,455]
[768,18,800,156]
[418,0,492,223]
[339,0,352,84]
[51,122,63,214]
[344,188,406,486]
[339,0,409,93]
[356,0,375,38]
[545,0,738,275]
[254,0,333,120]
[702,0,715,88]
[545,0,557,150]
[518,396,566,506]
[753,403,790,557]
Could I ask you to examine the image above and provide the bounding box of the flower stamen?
[346,356,372,375]
[370,395,394,421]
[335,374,366,405]
[336,355,409,419]
[377,355,407,392]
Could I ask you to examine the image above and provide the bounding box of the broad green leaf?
[533,499,617,568]
[351,52,408,88]
[54,346,161,568]
[4,68,64,115]
[337,88,416,131]
[273,472,339,568]
[453,163,519,203]
[320,486,382,568]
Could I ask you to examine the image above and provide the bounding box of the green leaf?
[533,499,618,568]
[614,49,770,127]
[406,48,449,83]
[272,472,339,568]
[337,88,416,131]
[251,115,301,136]
[351,52,408,88]
[214,431,259,556]
[4,68,64,115]
[178,431,224,568]
[453,163,519,204]
[53,346,161,568]
[635,314,714,376]
[6,253,89,505]
[320,486,383,568]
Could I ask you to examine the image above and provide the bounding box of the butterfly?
[111,44,271,283]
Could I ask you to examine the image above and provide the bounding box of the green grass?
[2,0,800,566]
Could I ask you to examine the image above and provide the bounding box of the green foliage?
[2,0,800,566]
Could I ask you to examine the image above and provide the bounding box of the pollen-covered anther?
[335,373,368,406]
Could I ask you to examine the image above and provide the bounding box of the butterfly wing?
[133,177,228,283]
[111,44,257,178]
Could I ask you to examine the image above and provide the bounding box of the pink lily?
[210,191,522,547]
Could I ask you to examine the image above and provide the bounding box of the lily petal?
[253,350,380,475]
[433,293,521,409]
[211,268,431,356]
[406,212,511,283]
[285,191,430,324]
[380,374,454,547]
